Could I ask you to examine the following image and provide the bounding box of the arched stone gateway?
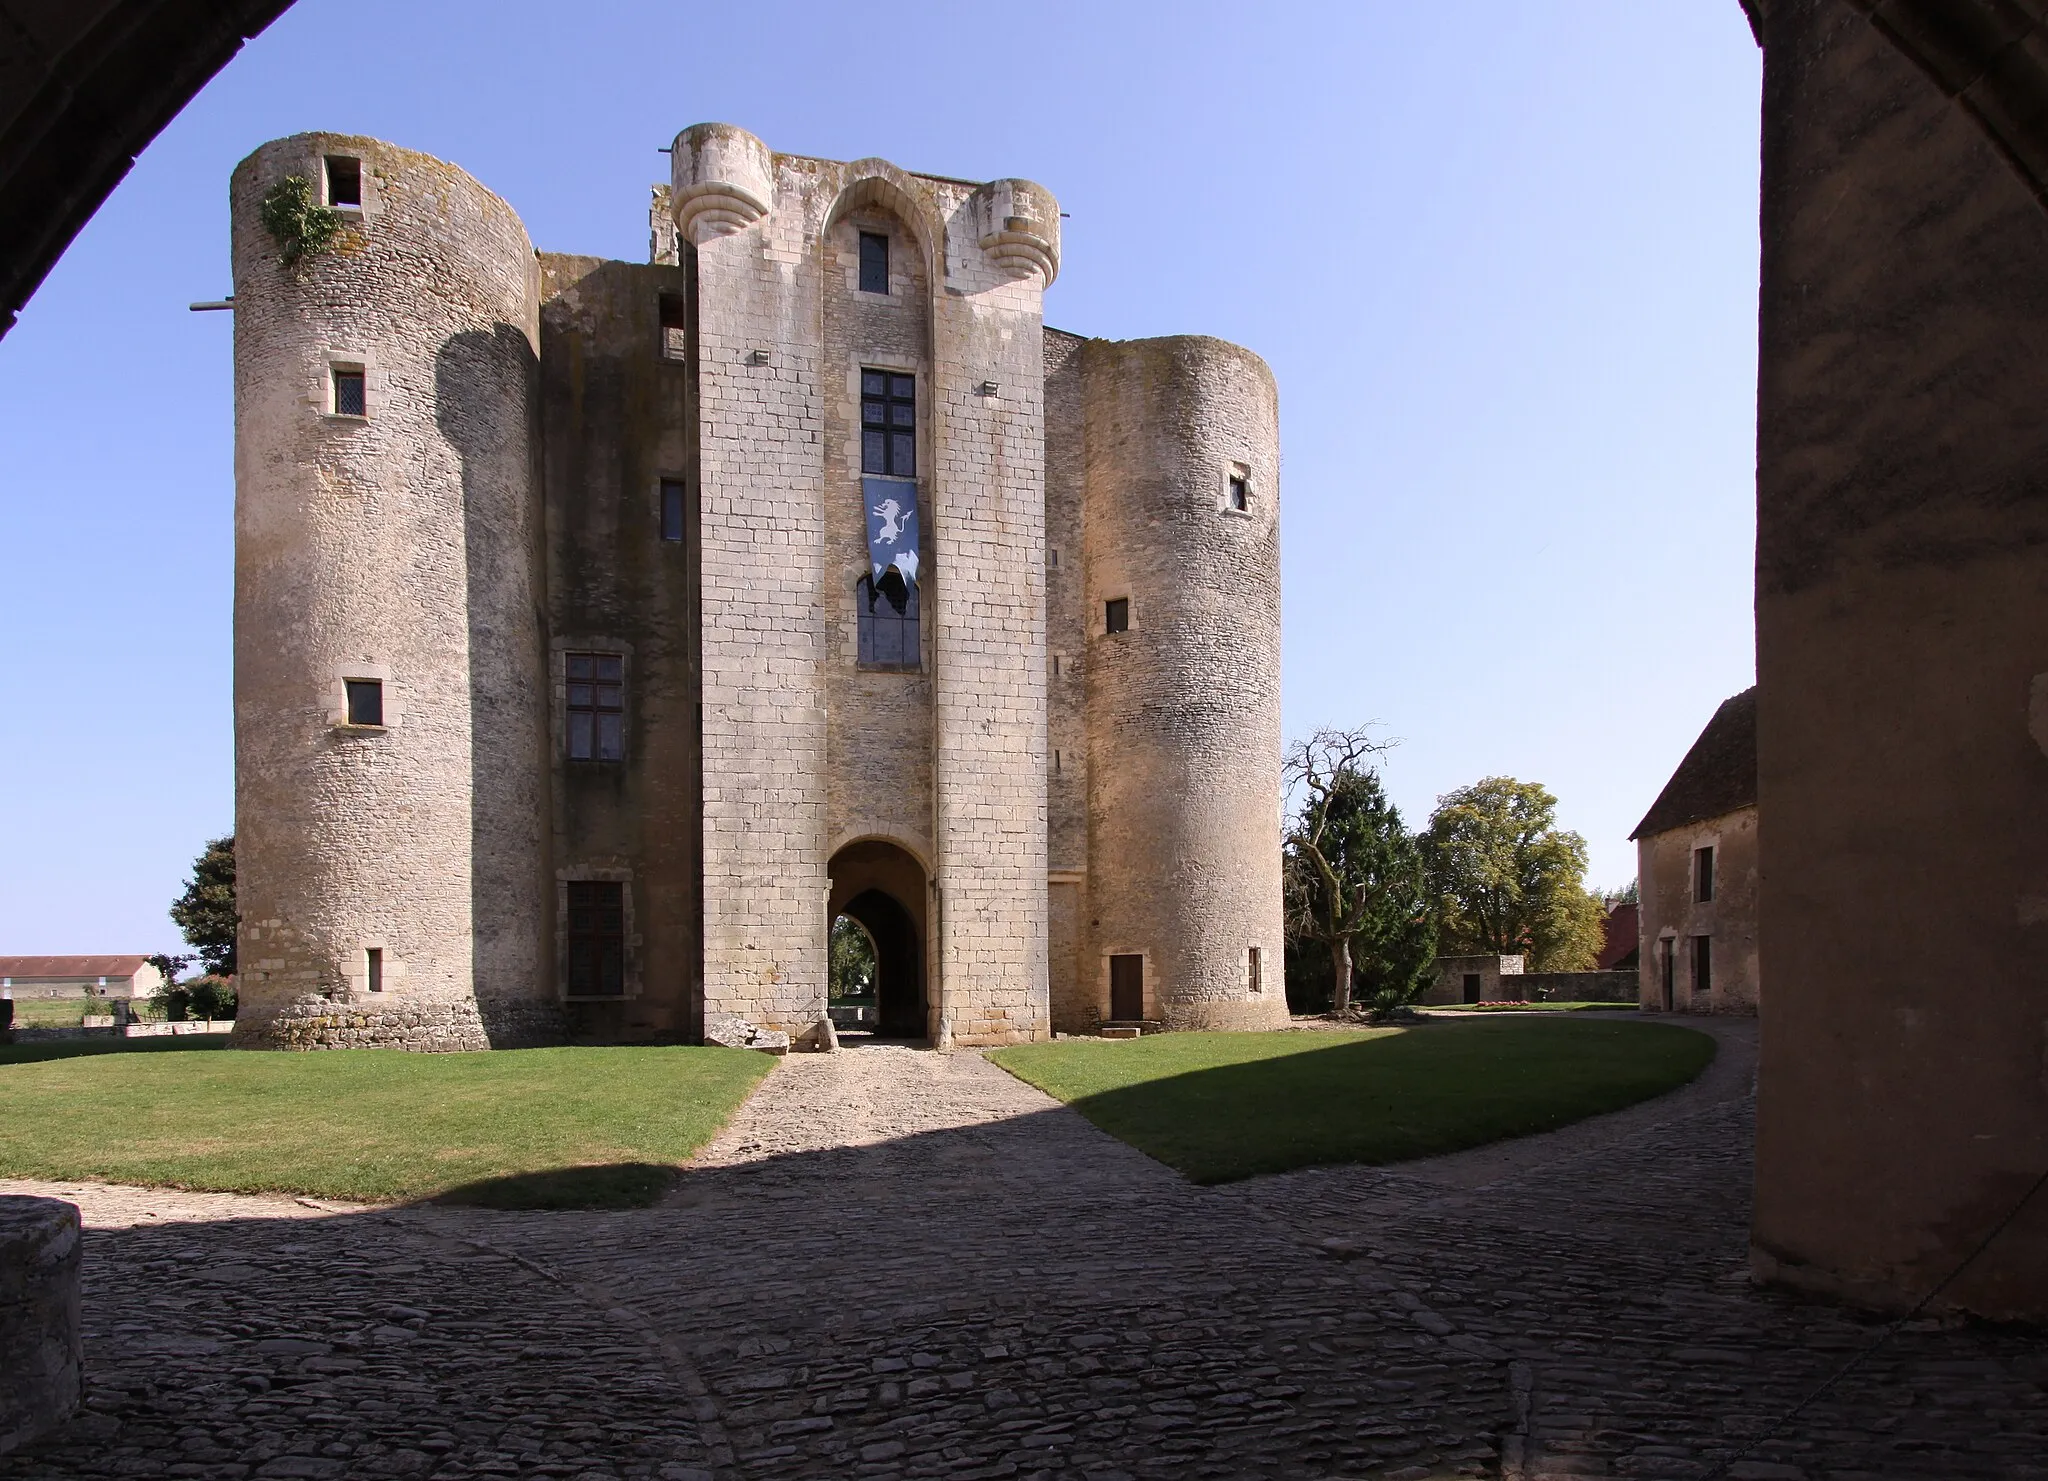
[828,841,929,1040]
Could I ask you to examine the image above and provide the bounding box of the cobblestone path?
[6,1018,2046,1480]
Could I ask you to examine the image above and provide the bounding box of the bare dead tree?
[1284,725,1400,1015]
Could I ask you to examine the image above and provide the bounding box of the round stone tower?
[1082,336,1289,1031]
[229,133,552,1049]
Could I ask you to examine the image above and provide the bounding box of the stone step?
[1097,1020,1163,1039]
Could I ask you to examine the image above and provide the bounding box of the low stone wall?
[10,1020,235,1044]
[1499,971,1638,1004]
[232,997,491,1052]
[0,1196,82,1455]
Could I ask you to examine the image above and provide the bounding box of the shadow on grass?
[430,1161,680,1210]
[1016,1018,1716,1185]
[0,1034,231,1065]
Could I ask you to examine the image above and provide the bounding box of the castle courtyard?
[5,1022,2044,1481]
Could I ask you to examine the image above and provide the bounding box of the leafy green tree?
[1420,778,1604,970]
[1599,879,1640,908]
[829,915,877,1005]
[146,952,193,990]
[169,836,237,977]
[1283,728,1438,1016]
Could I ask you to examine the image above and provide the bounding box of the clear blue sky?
[0,1,1761,954]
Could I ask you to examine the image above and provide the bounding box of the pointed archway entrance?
[827,839,928,1040]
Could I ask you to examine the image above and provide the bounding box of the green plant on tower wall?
[259,175,343,268]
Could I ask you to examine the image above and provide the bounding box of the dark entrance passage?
[827,839,928,1041]
[1109,953,1144,1021]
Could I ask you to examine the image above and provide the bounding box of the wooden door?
[1109,954,1144,1021]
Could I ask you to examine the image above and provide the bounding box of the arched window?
[858,570,920,671]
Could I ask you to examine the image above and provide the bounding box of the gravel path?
[6,1016,2045,1480]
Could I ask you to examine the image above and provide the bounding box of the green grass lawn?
[5,998,128,1027]
[989,1017,1714,1183]
[0,1040,773,1208]
[1433,1001,1639,1012]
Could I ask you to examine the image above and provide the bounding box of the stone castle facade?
[228,124,1285,1050]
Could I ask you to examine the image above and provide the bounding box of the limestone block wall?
[677,124,831,1032]
[536,252,698,1042]
[926,177,1058,1046]
[1081,337,1288,1032]
[230,133,550,1051]
[821,175,935,874]
[1752,0,2048,1319]
[1044,329,1091,1032]
[1636,807,1758,1015]
[673,128,1054,1046]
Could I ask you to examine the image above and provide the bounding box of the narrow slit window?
[344,678,383,727]
[857,571,921,671]
[1692,934,1713,998]
[858,232,889,294]
[566,653,625,760]
[1248,946,1263,994]
[1105,597,1129,634]
[365,947,383,993]
[861,369,916,477]
[659,294,688,360]
[660,479,686,543]
[1694,845,1716,902]
[332,367,366,417]
[1228,474,1250,511]
[325,156,361,208]
[567,881,626,997]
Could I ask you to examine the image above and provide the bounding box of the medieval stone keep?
[228,124,1287,1051]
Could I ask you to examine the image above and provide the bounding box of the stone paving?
[4,1015,2046,1480]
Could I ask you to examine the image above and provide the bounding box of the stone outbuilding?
[0,956,163,1004]
[1417,954,1524,1006]
[1631,687,1757,1015]
[226,125,1287,1051]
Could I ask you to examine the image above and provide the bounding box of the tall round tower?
[1082,336,1288,1031]
[229,133,551,1049]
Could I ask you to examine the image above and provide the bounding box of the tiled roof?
[1631,687,1758,840]
[1597,902,1639,970]
[0,955,155,979]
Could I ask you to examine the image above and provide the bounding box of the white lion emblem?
[870,497,908,545]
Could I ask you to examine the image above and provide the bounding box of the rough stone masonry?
[228,124,1287,1052]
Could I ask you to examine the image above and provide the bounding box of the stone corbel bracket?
[669,122,774,244]
[970,177,1060,286]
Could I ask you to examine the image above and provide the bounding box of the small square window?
[1105,597,1129,634]
[659,294,687,361]
[661,479,686,543]
[325,155,361,209]
[857,572,921,671]
[566,652,625,761]
[858,232,889,294]
[344,679,383,727]
[332,367,366,417]
[861,369,916,477]
[1228,474,1250,511]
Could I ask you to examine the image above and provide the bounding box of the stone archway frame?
[826,835,934,1040]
